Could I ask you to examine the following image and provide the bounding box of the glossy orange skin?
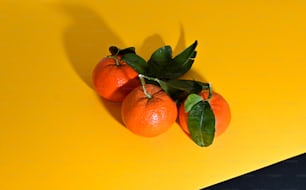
[179,91,231,137]
[92,56,140,102]
[121,84,178,137]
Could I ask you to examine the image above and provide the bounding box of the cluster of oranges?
[92,42,231,147]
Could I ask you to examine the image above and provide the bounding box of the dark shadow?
[138,23,186,60]
[138,34,166,60]
[58,2,125,123]
[173,23,186,56]
[180,69,208,83]
[60,3,124,89]
[99,98,123,125]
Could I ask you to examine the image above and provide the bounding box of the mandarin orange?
[121,84,177,137]
[179,91,231,137]
[92,56,140,102]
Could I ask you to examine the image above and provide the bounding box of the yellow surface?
[1,0,306,189]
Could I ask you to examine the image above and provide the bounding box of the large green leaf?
[122,53,148,74]
[187,101,215,147]
[148,45,172,65]
[167,40,198,78]
[158,79,205,103]
[147,45,173,78]
[146,41,198,80]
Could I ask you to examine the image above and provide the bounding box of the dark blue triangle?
[201,153,306,190]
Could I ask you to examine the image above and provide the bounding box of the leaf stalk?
[138,74,153,99]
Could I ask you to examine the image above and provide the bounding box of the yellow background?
[1,0,306,189]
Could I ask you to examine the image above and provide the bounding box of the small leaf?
[109,46,136,56]
[188,101,215,147]
[184,94,203,112]
[118,47,136,55]
[122,53,148,74]
[199,82,210,91]
[109,46,119,55]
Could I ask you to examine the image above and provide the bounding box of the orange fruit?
[121,84,178,137]
[179,91,231,137]
[92,56,140,102]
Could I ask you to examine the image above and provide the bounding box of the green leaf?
[147,46,173,77]
[199,82,210,91]
[109,46,119,55]
[146,41,198,80]
[159,79,206,103]
[137,75,211,104]
[170,40,198,76]
[149,45,172,65]
[188,101,215,147]
[122,53,148,74]
[173,40,197,63]
[118,47,136,55]
[184,94,203,112]
[109,46,136,56]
